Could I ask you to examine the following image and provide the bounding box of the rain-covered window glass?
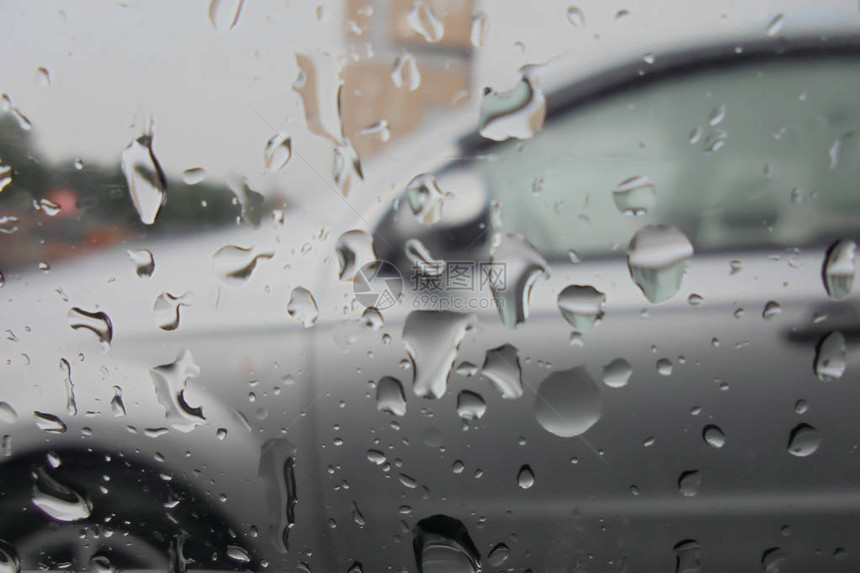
[1,2,860,573]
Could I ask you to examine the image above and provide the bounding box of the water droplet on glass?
[288,287,319,328]
[406,239,445,276]
[0,542,19,573]
[703,425,725,448]
[788,423,820,457]
[627,225,694,303]
[517,465,534,489]
[674,539,702,573]
[656,358,673,376]
[392,52,421,91]
[110,386,126,417]
[377,376,407,416]
[482,344,523,399]
[35,198,61,216]
[613,175,656,216]
[557,285,605,332]
[405,173,448,225]
[121,124,166,225]
[470,12,488,47]
[34,411,66,434]
[226,545,250,564]
[35,66,51,87]
[59,358,77,416]
[258,438,297,552]
[352,501,366,526]
[367,449,386,465]
[762,301,781,321]
[708,104,726,127]
[128,249,155,277]
[182,167,206,185]
[678,470,701,496]
[150,349,205,432]
[67,307,113,347]
[566,6,585,27]
[413,515,481,573]
[154,292,192,331]
[212,244,273,284]
[333,137,363,197]
[602,358,632,388]
[491,234,548,328]
[403,311,474,399]
[0,402,17,424]
[32,466,92,521]
[456,362,478,377]
[336,230,376,281]
[11,109,31,131]
[456,390,486,420]
[0,216,18,234]
[762,547,786,573]
[264,133,292,172]
[208,0,244,30]
[361,307,383,330]
[766,14,785,37]
[0,166,12,193]
[408,1,444,43]
[534,366,601,437]
[822,239,855,300]
[87,555,114,573]
[815,331,846,381]
[479,74,546,141]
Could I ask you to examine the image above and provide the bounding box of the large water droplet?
[787,423,820,457]
[479,74,546,141]
[392,52,421,91]
[377,376,407,416]
[60,358,77,416]
[674,539,702,573]
[487,544,510,566]
[287,287,319,328]
[226,545,250,564]
[470,12,488,47]
[678,470,701,496]
[150,349,205,432]
[0,541,19,573]
[814,331,846,381]
[627,225,694,303]
[703,425,725,448]
[128,249,155,277]
[67,307,113,347]
[293,52,343,143]
[456,390,486,420]
[264,133,292,172]
[208,0,244,30]
[762,547,786,573]
[33,411,66,434]
[403,311,474,399]
[762,301,781,321]
[32,467,92,521]
[110,386,126,417]
[406,239,445,276]
[0,402,17,424]
[534,366,601,437]
[566,6,585,27]
[153,292,191,331]
[333,138,363,197]
[491,233,548,328]
[121,125,166,225]
[408,1,444,43]
[517,465,534,489]
[482,344,523,399]
[182,167,206,185]
[766,13,785,37]
[413,515,481,573]
[557,285,605,332]
[259,438,297,552]
[822,240,855,300]
[405,173,447,225]
[613,176,656,216]
[212,244,274,284]
[601,358,632,388]
[336,230,376,281]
